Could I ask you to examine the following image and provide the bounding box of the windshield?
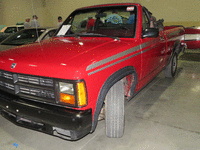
[57,5,137,38]
[1,29,46,46]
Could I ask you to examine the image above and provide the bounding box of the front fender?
[90,66,136,132]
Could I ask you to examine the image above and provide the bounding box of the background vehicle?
[0,25,6,32]
[0,25,24,42]
[0,27,57,51]
[165,25,200,50]
[0,3,185,140]
[184,26,200,49]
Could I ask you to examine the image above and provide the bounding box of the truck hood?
[0,37,132,79]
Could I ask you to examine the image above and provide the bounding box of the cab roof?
[76,3,140,10]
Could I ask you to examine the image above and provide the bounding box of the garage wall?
[140,0,200,27]
[0,1,3,24]
[43,0,200,27]
[0,0,44,26]
[42,0,141,27]
[0,0,200,27]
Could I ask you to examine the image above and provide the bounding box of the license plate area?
[1,110,45,131]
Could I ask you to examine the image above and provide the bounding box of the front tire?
[164,53,178,78]
[105,80,124,138]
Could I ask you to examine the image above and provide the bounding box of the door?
[140,8,166,81]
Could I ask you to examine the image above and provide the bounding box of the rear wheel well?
[91,66,137,132]
[166,40,181,67]
[173,40,181,54]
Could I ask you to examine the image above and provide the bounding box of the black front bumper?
[0,91,92,140]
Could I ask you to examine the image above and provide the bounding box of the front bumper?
[0,90,92,140]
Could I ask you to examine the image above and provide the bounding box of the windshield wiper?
[74,33,120,41]
[96,33,120,41]
[58,33,120,41]
[57,33,81,38]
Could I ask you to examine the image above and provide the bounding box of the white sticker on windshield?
[127,7,134,11]
[57,25,71,36]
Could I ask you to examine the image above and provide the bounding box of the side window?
[142,11,150,31]
[42,30,56,40]
[18,27,24,31]
[4,27,17,33]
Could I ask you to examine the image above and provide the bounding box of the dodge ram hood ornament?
[11,63,17,69]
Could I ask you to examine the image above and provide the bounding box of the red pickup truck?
[0,3,185,140]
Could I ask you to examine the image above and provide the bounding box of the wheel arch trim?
[166,39,181,66]
[90,66,137,132]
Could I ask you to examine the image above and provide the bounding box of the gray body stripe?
[87,39,160,75]
[86,45,141,71]
[141,47,151,54]
[88,51,142,75]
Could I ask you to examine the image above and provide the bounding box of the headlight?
[58,81,87,107]
[59,82,74,94]
[59,82,75,106]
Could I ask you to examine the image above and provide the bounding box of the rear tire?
[105,80,124,138]
[164,53,178,78]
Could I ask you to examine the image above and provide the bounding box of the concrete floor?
[0,50,200,150]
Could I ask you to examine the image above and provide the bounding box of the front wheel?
[105,80,124,138]
[164,53,178,78]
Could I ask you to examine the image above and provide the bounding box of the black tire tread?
[164,53,177,78]
[105,80,124,138]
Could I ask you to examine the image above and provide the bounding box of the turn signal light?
[60,93,75,105]
[77,82,87,107]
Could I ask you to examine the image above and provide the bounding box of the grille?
[0,70,55,103]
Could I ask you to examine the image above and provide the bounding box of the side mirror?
[142,28,159,38]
